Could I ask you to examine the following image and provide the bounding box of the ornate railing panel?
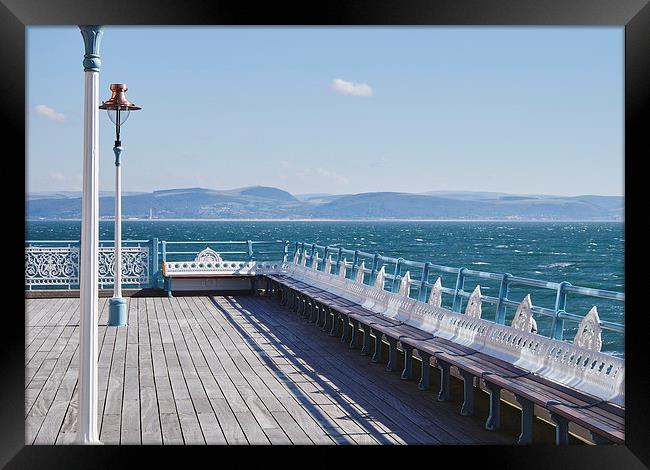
[25,246,80,288]
[25,241,151,289]
[98,245,150,287]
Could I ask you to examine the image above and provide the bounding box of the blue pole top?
[79,25,103,72]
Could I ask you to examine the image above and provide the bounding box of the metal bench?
[162,247,280,297]
[266,261,625,445]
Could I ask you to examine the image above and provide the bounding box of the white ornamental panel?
[465,285,482,318]
[324,255,332,274]
[574,306,603,352]
[428,277,443,307]
[338,258,347,278]
[355,261,365,283]
[399,271,411,297]
[374,266,386,290]
[511,294,537,333]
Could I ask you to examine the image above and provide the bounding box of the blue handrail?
[294,240,625,345]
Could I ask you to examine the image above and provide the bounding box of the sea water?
[26,220,624,355]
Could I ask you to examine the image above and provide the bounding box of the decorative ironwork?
[428,277,443,307]
[98,246,149,286]
[25,246,80,287]
[324,255,332,274]
[25,244,149,289]
[355,261,365,283]
[339,258,347,278]
[374,265,385,289]
[574,306,603,352]
[194,247,223,263]
[511,294,537,333]
[465,285,482,318]
[399,271,411,297]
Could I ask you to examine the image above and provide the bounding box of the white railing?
[25,242,150,289]
[279,259,625,406]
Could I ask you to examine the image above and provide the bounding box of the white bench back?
[281,260,624,406]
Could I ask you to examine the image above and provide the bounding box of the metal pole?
[108,124,126,325]
[115,145,122,297]
[77,24,103,445]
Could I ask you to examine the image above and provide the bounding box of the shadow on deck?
[25,295,518,445]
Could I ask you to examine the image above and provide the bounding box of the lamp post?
[78,24,103,445]
[100,84,141,327]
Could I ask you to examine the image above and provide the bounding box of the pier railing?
[24,238,624,353]
[25,239,290,290]
[292,241,625,354]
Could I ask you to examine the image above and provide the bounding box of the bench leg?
[417,351,431,390]
[309,301,318,323]
[322,306,332,332]
[349,319,360,349]
[385,336,398,372]
[590,431,611,445]
[401,344,414,380]
[329,310,339,336]
[340,313,350,343]
[316,304,325,328]
[292,292,301,313]
[515,394,534,445]
[300,296,309,318]
[372,330,383,363]
[485,382,502,431]
[549,412,569,445]
[460,369,475,416]
[166,278,173,298]
[360,324,371,356]
[437,359,451,401]
[304,299,313,320]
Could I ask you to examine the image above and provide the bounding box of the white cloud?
[316,167,350,185]
[293,166,350,186]
[34,104,66,123]
[330,78,373,97]
[50,172,65,182]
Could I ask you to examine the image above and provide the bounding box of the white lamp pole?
[100,84,141,326]
[77,24,103,445]
[108,136,126,325]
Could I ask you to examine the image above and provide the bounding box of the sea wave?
[539,262,574,268]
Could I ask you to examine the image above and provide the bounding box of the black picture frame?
[3,0,647,467]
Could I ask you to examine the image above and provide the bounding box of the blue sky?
[27,27,623,196]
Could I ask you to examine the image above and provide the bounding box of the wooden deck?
[25,294,516,445]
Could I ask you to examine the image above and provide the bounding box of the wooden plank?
[235,295,499,444]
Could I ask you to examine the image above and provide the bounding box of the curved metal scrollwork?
[25,244,149,288]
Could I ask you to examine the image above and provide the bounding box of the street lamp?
[99,84,141,327]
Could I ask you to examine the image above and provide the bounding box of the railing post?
[310,243,317,262]
[337,247,343,274]
[495,273,511,324]
[452,267,467,312]
[392,258,403,293]
[323,246,330,271]
[247,240,253,260]
[371,253,380,284]
[551,281,571,340]
[419,262,431,302]
[161,240,167,265]
[283,240,290,262]
[352,250,359,279]
[150,238,159,289]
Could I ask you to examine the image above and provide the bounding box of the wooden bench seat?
[265,273,624,445]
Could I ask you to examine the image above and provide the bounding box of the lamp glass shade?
[107,107,131,126]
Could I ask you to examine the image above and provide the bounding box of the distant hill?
[26,186,624,221]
